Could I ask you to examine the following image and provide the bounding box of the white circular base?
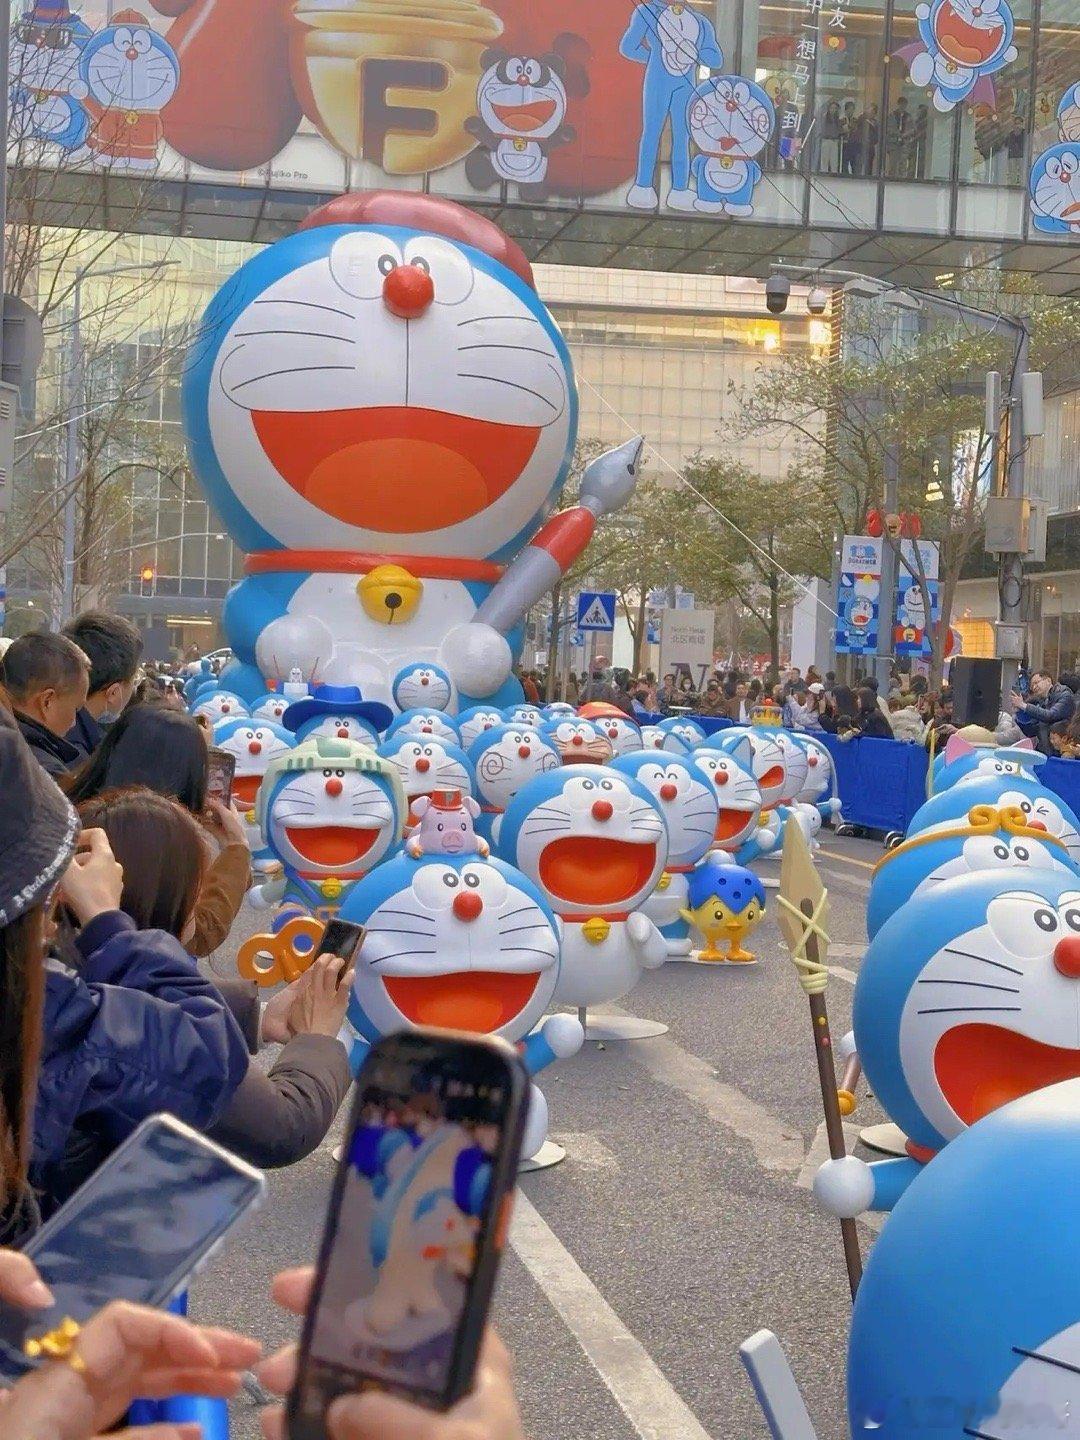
[584,1015,669,1041]
[519,1141,566,1172]
[860,1122,910,1156]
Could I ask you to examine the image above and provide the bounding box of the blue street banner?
[576,591,616,632]
[893,540,940,656]
[835,535,882,657]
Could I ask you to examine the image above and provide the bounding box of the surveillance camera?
[765,274,791,316]
[807,286,829,316]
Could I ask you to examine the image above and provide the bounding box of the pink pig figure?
[407,789,490,859]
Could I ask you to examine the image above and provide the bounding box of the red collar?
[563,911,631,923]
[905,1139,937,1165]
[246,549,504,583]
[666,862,695,874]
[298,868,368,882]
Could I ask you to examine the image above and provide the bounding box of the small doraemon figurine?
[466,50,574,195]
[688,75,775,217]
[791,734,842,824]
[656,716,706,754]
[505,704,543,729]
[1030,142,1080,233]
[252,737,407,921]
[377,735,476,825]
[191,689,250,723]
[691,744,768,860]
[211,716,298,870]
[901,0,1018,112]
[612,752,720,956]
[283,683,392,748]
[250,692,290,725]
[541,717,614,766]
[8,0,92,157]
[813,869,1080,1220]
[641,725,666,751]
[392,663,453,715]
[80,8,179,169]
[468,724,560,845]
[458,706,505,752]
[745,1078,1080,1439]
[579,703,644,758]
[385,709,462,747]
[499,767,669,1008]
[681,861,766,963]
[340,851,582,1157]
[406,790,488,859]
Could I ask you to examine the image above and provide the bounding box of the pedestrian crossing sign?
[576,591,616,632]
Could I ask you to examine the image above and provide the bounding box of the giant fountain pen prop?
[776,817,863,1300]
[472,436,645,635]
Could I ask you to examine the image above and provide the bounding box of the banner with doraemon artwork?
[1029,83,1080,236]
[892,539,939,656]
[894,0,1018,115]
[835,535,883,657]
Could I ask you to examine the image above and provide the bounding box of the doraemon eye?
[113,26,133,48]
[403,237,473,306]
[523,58,542,84]
[131,28,152,54]
[733,81,751,106]
[443,872,459,888]
[599,779,614,792]
[986,892,1061,957]
[1061,905,1080,933]
[464,871,481,888]
[329,231,401,300]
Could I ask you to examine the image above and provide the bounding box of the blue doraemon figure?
[468,723,560,846]
[458,704,505,752]
[744,1079,1080,1439]
[612,752,720,955]
[791,733,842,825]
[182,192,645,712]
[250,692,290,725]
[691,743,772,865]
[391,662,453,715]
[340,850,582,1158]
[814,869,1080,1220]
[866,797,1079,938]
[656,715,706,754]
[505,704,543,728]
[211,716,298,870]
[688,75,774,218]
[384,708,462,747]
[282,683,392,747]
[190,688,250,723]
[8,0,93,156]
[903,0,1017,113]
[931,734,1034,790]
[1030,142,1080,234]
[619,0,724,212]
[925,746,1080,864]
[377,734,476,825]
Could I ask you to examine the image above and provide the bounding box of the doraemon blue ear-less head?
[656,716,706,755]
[385,708,461,746]
[854,869,1080,1155]
[468,723,560,814]
[391,662,453,715]
[377,734,476,812]
[849,1078,1080,1439]
[611,752,719,870]
[688,745,763,851]
[458,705,505,751]
[909,762,1080,866]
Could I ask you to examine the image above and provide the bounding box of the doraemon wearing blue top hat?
[283,683,392,747]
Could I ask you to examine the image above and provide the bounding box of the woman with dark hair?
[849,686,894,739]
[74,786,353,1170]
[67,704,251,957]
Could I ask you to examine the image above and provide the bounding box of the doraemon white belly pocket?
[494,138,546,183]
[702,157,750,196]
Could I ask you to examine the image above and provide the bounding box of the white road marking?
[828,964,858,985]
[795,1121,885,1234]
[551,1132,620,1172]
[510,1192,716,1440]
[829,943,864,960]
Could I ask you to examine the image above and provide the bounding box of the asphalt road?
[193,831,887,1440]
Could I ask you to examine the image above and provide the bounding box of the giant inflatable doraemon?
[340,849,582,1158]
[814,869,1080,1219]
[499,767,669,1008]
[468,723,561,846]
[745,1079,1080,1439]
[900,0,1018,112]
[183,191,643,712]
[689,75,775,218]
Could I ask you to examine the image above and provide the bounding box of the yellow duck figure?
[680,860,766,965]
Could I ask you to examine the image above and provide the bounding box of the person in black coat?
[1,632,90,777]
[848,686,894,740]
[1011,669,1077,756]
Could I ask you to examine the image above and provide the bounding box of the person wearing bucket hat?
[282,683,393,747]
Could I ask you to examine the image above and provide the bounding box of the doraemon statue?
[688,75,775,217]
[191,689,250,723]
[656,716,706,754]
[499,767,669,1008]
[612,752,720,956]
[791,734,842,824]
[814,869,1080,1220]
[211,716,297,870]
[541,717,614,766]
[384,709,462,747]
[691,744,769,862]
[708,726,787,814]
[505,704,543,728]
[251,692,290,725]
[392,663,453,715]
[458,705,504,752]
[283,682,392,747]
[641,725,666,751]
[468,724,560,846]
[901,0,1018,112]
[932,734,1036,792]
[745,1079,1080,1439]
[1030,142,1080,234]
[340,850,582,1158]
[8,0,92,157]
[579,703,643,757]
[377,735,476,825]
[252,736,407,922]
[926,746,1080,862]
[182,191,644,710]
[543,702,576,720]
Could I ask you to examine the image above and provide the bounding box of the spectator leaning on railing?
[1011,669,1076,756]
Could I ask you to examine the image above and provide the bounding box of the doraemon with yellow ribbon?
[182,190,644,712]
[251,735,406,924]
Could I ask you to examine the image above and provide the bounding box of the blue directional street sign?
[576,590,616,632]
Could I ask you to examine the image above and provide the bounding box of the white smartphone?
[0,1114,266,1379]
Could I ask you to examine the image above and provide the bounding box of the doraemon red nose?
[1055,936,1080,978]
[248,740,262,754]
[453,890,484,922]
[382,263,434,319]
[325,776,343,797]
[660,782,678,802]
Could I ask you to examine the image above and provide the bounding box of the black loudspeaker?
[950,657,1002,728]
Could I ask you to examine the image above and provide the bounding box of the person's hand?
[0,1249,53,1310]
[204,797,249,849]
[1010,690,1025,711]
[258,1271,524,1440]
[57,830,124,926]
[286,954,354,1038]
[0,1302,260,1440]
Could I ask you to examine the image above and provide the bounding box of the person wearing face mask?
[62,611,144,760]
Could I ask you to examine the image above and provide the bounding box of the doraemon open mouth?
[539,836,658,906]
[935,7,1002,64]
[382,970,540,1033]
[491,99,558,131]
[285,825,379,867]
[760,765,784,791]
[252,407,540,532]
[233,775,263,806]
[934,1023,1080,1126]
[716,809,753,842]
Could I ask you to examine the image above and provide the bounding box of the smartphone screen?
[207,748,236,806]
[288,1032,527,1430]
[315,919,364,965]
[0,1116,264,1378]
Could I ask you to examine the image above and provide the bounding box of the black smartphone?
[0,1115,265,1380]
[287,1030,528,1434]
[316,919,365,967]
[206,747,236,806]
